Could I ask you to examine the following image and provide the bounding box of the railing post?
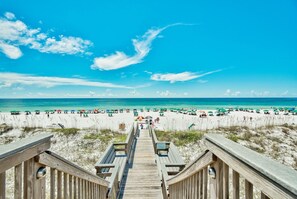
[33,161,46,199]
[209,158,223,199]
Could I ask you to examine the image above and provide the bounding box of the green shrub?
[22,127,38,133]
[53,128,79,137]
[226,133,239,142]
[83,129,127,145]
[155,130,204,146]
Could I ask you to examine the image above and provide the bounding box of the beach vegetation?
[0,123,13,135]
[281,123,297,130]
[226,133,239,142]
[83,129,126,144]
[249,145,265,153]
[22,127,39,133]
[242,131,253,141]
[52,128,80,137]
[155,130,204,146]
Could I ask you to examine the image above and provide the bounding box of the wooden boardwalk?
[119,129,163,199]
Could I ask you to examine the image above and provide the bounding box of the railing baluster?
[198,171,201,198]
[50,168,55,199]
[57,170,62,199]
[223,163,229,199]
[245,179,253,199]
[14,163,22,199]
[0,172,6,199]
[202,167,208,199]
[233,170,240,199]
[77,177,80,199]
[193,173,197,199]
[24,158,34,199]
[69,175,72,199]
[64,173,68,199]
[73,177,77,199]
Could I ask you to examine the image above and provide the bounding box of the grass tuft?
[155,130,204,146]
[83,129,127,145]
[52,128,80,137]
[226,133,239,142]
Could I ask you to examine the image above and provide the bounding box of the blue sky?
[0,0,296,98]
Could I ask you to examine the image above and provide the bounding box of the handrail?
[167,150,216,185]
[0,133,53,159]
[166,134,297,199]
[107,165,119,199]
[149,125,170,154]
[0,133,52,173]
[38,151,109,187]
[205,133,297,198]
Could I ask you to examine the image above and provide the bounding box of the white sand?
[0,110,296,131]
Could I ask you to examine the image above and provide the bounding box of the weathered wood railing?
[165,134,297,199]
[149,125,186,198]
[95,123,137,198]
[0,133,110,199]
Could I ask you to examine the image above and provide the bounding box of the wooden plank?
[78,178,81,199]
[33,162,46,199]
[38,152,109,187]
[74,176,77,199]
[24,158,34,199]
[168,151,216,185]
[245,179,253,199]
[64,173,68,199]
[202,167,208,199]
[198,171,201,198]
[233,170,239,199]
[0,172,5,199]
[14,163,22,199]
[0,141,50,174]
[223,162,229,199]
[0,133,52,159]
[69,175,73,199]
[57,170,62,199]
[205,134,297,198]
[50,168,55,199]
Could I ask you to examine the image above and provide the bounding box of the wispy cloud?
[91,23,185,71]
[156,90,175,97]
[151,69,221,83]
[0,12,92,59]
[225,89,241,96]
[0,72,131,89]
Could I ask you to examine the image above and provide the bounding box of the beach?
[0,108,296,131]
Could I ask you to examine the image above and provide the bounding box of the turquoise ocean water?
[0,98,296,112]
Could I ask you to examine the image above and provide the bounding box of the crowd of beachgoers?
[0,107,296,131]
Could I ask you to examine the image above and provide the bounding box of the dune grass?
[83,129,127,144]
[52,128,80,137]
[155,130,204,146]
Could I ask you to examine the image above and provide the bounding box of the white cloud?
[0,72,131,89]
[225,89,240,96]
[250,90,270,97]
[156,90,174,97]
[0,12,92,59]
[4,12,15,20]
[183,92,188,96]
[151,70,221,83]
[0,41,22,59]
[91,24,182,71]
